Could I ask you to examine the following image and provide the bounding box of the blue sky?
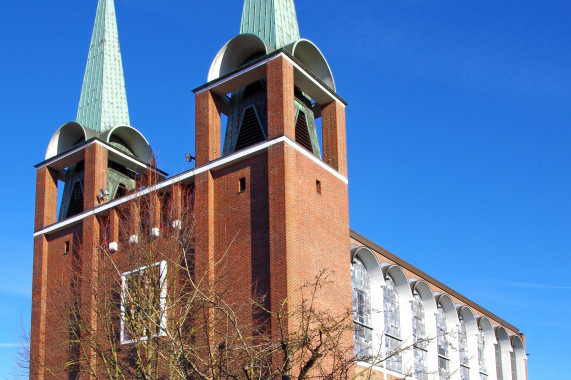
[1,0,569,378]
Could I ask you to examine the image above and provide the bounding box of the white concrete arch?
[383,265,413,303]
[410,280,438,379]
[458,306,479,380]
[102,125,155,164]
[208,34,274,82]
[288,39,336,91]
[436,294,461,380]
[351,246,384,359]
[411,281,438,315]
[46,121,87,159]
[478,317,498,380]
[495,326,512,380]
[510,335,527,380]
[381,265,414,373]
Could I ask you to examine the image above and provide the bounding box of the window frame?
[351,258,373,359]
[120,260,167,345]
[478,329,488,380]
[459,317,470,380]
[412,291,428,380]
[383,274,403,373]
[436,305,450,380]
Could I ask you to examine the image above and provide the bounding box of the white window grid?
[459,318,470,377]
[412,291,427,348]
[120,261,167,345]
[351,259,373,359]
[495,343,504,380]
[438,355,450,380]
[437,305,450,380]
[412,291,428,380]
[478,330,488,377]
[384,275,402,373]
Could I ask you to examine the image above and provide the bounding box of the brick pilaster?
[267,142,298,345]
[34,167,58,231]
[195,91,221,167]
[80,215,100,379]
[321,100,348,177]
[83,143,108,210]
[109,209,119,243]
[266,56,295,141]
[193,171,216,344]
[29,235,49,379]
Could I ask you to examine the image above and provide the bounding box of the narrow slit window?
[316,180,321,194]
[64,241,70,255]
[239,177,246,193]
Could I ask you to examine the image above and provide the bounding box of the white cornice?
[34,137,348,237]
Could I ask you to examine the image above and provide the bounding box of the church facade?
[31,1,527,379]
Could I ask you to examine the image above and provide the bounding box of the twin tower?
[31,0,352,377]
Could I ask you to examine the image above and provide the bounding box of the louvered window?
[66,181,84,218]
[235,106,265,151]
[295,110,313,152]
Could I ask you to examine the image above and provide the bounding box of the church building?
[31,1,527,379]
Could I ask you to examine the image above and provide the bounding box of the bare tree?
[30,178,452,380]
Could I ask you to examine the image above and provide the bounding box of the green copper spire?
[240,0,301,49]
[76,0,130,133]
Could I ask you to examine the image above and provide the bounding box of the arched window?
[495,341,504,380]
[459,318,470,380]
[412,291,427,380]
[384,275,402,373]
[478,330,487,380]
[351,258,372,359]
[436,305,450,380]
[510,350,518,380]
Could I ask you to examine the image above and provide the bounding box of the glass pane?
[351,259,373,360]
[437,306,448,357]
[412,292,426,349]
[495,344,504,380]
[461,365,470,380]
[414,348,428,380]
[384,275,401,338]
[385,335,403,373]
[459,319,469,365]
[478,331,487,375]
[439,356,450,380]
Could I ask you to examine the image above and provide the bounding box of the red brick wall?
[322,101,348,177]
[195,91,221,167]
[32,225,83,379]
[267,56,295,141]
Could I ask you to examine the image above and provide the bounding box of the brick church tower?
[193,0,353,371]
[31,0,353,377]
